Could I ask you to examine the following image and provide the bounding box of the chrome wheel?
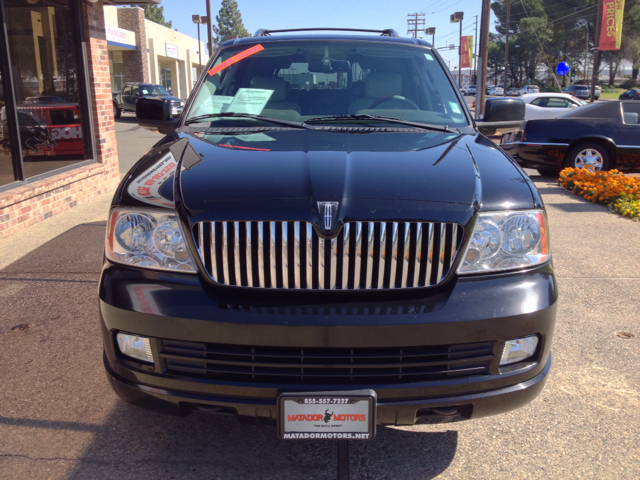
[575,148,603,172]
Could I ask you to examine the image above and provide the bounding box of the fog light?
[116,333,154,363]
[500,336,538,366]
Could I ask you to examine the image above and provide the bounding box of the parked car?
[519,85,540,95]
[467,85,477,95]
[101,29,554,437]
[488,86,504,96]
[520,93,585,120]
[563,84,590,100]
[113,82,183,119]
[619,88,640,100]
[1,103,84,156]
[500,100,640,175]
[594,85,601,100]
[506,88,520,96]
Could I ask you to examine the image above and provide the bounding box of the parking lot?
[1,119,639,479]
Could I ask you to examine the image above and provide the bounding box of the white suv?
[519,85,540,95]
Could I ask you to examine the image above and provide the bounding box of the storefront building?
[104,6,206,101]
[0,0,157,238]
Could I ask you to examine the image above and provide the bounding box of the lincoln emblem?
[317,201,339,234]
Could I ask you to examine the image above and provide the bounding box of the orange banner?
[461,36,473,69]
[599,0,625,51]
[208,44,265,76]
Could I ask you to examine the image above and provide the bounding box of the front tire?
[113,103,121,120]
[564,143,610,172]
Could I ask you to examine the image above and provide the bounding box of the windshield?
[141,85,169,96]
[186,40,468,128]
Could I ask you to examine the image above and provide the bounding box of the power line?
[407,13,426,39]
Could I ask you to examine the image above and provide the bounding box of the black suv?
[100,29,555,439]
[112,82,183,119]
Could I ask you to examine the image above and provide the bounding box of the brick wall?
[0,0,120,238]
[116,7,150,83]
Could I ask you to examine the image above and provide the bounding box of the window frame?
[0,0,96,191]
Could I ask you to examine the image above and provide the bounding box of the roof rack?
[253,28,400,38]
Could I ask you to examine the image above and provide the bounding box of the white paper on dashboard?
[197,95,235,115]
[226,88,273,114]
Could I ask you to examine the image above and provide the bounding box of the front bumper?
[99,262,557,424]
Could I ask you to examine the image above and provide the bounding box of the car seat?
[347,72,404,114]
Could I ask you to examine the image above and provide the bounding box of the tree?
[140,5,172,29]
[213,0,250,49]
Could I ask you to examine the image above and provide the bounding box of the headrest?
[364,72,402,99]
[249,76,286,102]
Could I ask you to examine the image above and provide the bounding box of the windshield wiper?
[184,112,311,129]
[303,114,456,133]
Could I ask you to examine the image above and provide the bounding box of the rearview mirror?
[476,97,525,136]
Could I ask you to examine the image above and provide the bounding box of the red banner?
[599,0,625,51]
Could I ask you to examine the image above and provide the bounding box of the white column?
[170,59,180,98]
[148,38,158,84]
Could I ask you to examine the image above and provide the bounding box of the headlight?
[458,210,549,274]
[106,209,197,273]
[500,336,538,366]
[117,332,154,363]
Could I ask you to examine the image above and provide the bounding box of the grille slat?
[160,340,493,385]
[195,221,463,290]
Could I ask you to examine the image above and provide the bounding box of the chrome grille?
[193,221,464,290]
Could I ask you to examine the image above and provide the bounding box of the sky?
[159,0,497,69]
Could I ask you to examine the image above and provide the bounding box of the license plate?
[278,389,376,440]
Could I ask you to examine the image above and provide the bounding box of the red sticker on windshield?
[208,44,264,76]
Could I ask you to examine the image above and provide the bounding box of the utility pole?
[206,0,213,57]
[407,13,426,39]
[584,27,589,82]
[503,0,510,95]
[476,0,491,118]
[590,0,604,102]
[474,15,478,85]
[450,12,464,88]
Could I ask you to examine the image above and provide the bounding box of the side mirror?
[475,97,525,136]
[136,97,178,135]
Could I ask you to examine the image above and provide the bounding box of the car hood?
[116,128,537,225]
[142,94,182,102]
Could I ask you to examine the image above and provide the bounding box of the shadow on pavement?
[63,403,457,480]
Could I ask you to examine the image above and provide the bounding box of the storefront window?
[0,0,89,186]
[159,66,172,94]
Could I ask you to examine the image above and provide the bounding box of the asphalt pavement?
[0,119,639,479]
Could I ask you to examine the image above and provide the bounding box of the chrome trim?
[293,222,301,289]
[365,222,374,289]
[499,142,570,147]
[269,222,276,287]
[617,145,640,148]
[233,222,241,286]
[413,223,423,288]
[329,237,338,290]
[306,223,313,289]
[436,223,446,283]
[318,235,325,289]
[388,222,398,288]
[198,223,205,265]
[377,222,386,289]
[401,223,411,288]
[245,221,253,287]
[425,223,434,286]
[353,223,362,289]
[257,222,265,288]
[222,222,229,284]
[210,223,218,283]
[195,221,462,290]
[341,224,350,289]
[282,222,289,289]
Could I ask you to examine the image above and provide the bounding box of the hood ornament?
[318,201,339,235]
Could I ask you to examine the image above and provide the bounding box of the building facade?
[104,6,206,101]
[0,0,157,238]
